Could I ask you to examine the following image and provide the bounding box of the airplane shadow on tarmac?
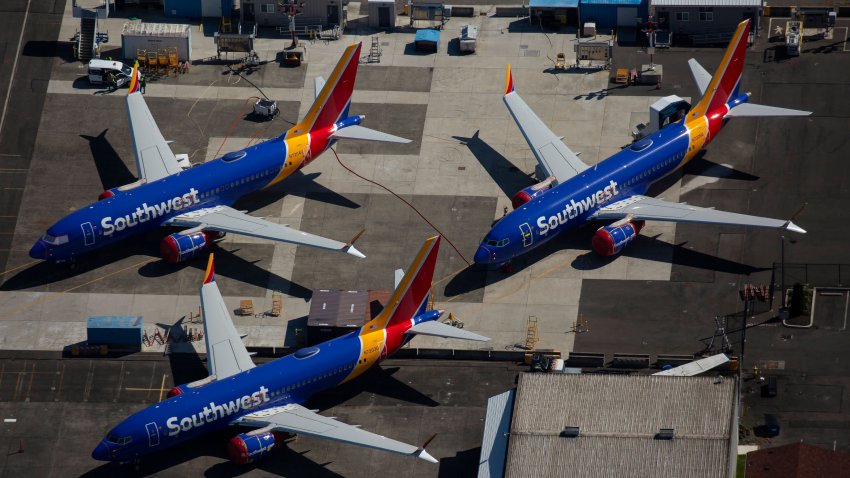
[451,131,536,200]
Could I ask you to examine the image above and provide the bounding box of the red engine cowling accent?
[591,221,645,256]
[160,231,209,264]
[98,189,117,201]
[166,386,185,398]
[227,432,276,465]
[511,176,556,209]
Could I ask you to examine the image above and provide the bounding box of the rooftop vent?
[559,426,580,438]
[655,428,674,440]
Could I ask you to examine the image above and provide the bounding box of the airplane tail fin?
[688,20,751,119]
[288,42,362,137]
[128,61,141,94]
[370,236,441,330]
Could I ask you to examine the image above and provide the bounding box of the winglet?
[342,228,366,258]
[128,61,141,94]
[414,433,439,463]
[203,254,215,284]
[504,64,514,95]
[784,221,806,234]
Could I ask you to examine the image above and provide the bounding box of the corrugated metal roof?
[505,374,736,478]
[529,0,579,9]
[479,390,515,478]
[308,290,369,327]
[580,0,642,5]
[651,0,760,7]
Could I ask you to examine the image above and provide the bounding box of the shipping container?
[87,316,143,346]
[121,22,193,62]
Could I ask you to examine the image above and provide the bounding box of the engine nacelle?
[98,188,119,201]
[166,374,217,398]
[592,220,645,256]
[511,176,556,209]
[160,231,209,264]
[228,431,276,465]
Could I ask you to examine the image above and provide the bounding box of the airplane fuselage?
[30,130,329,262]
[475,93,748,265]
[92,310,426,463]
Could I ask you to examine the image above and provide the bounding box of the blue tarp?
[414,29,440,43]
[580,0,641,4]
[529,0,579,8]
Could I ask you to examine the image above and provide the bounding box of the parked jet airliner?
[92,235,489,465]
[30,42,408,264]
[474,20,810,266]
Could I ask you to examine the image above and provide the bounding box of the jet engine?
[591,220,645,256]
[511,176,556,209]
[227,430,277,465]
[166,375,217,398]
[160,231,210,263]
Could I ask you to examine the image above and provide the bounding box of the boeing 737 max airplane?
[30,42,408,264]
[474,20,810,266]
[92,235,489,465]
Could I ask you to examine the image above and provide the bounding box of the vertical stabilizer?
[287,42,362,137]
[687,20,750,120]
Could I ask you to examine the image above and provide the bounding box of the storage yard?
[0,0,849,475]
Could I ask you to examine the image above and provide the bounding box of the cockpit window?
[107,435,133,445]
[484,238,510,247]
[41,233,68,245]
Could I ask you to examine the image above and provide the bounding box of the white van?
[87,59,139,87]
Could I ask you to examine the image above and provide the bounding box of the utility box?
[121,22,192,62]
[414,28,440,53]
[368,0,397,28]
[87,316,143,346]
[459,24,478,52]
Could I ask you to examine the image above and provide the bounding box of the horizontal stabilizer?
[687,59,711,96]
[314,76,325,99]
[726,103,812,118]
[332,125,411,143]
[406,321,490,342]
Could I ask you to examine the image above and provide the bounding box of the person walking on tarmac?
[140,75,146,94]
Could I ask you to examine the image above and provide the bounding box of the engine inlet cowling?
[591,221,645,256]
[160,231,209,264]
[227,431,276,465]
[511,176,556,209]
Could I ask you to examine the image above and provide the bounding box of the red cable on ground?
[213,96,259,160]
[331,147,472,266]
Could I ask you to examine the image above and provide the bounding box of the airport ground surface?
[0,0,848,470]
[0,354,522,477]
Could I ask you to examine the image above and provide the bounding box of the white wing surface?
[235,403,438,463]
[593,195,806,233]
[126,92,182,181]
[687,59,712,96]
[166,205,365,258]
[503,66,589,184]
[200,256,255,379]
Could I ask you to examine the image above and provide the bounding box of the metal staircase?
[78,16,96,61]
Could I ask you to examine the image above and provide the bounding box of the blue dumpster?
[87,316,143,346]
[415,29,440,53]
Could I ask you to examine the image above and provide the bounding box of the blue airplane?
[91,236,489,465]
[473,20,810,266]
[30,42,408,265]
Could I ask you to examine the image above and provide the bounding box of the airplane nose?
[91,441,110,461]
[474,245,493,264]
[29,241,46,260]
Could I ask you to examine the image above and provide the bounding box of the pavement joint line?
[25,362,35,400]
[0,257,157,319]
[0,0,31,142]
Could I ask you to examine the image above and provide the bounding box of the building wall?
[164,0,233,18]
[241,0,344,28]
[580,1,648,29]
[656,6,758,36]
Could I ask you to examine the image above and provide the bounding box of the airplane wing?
[200,255,255,379]
[165,205,365,258]
[687,59,711,96]
[126,92,183,181]
[592,195,806,233]
[235,403,438,463]
[503,65,589,184]
[725,103,812,118]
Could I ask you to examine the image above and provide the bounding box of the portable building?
[163,0,233,18]
[121,22,193,62]
[307,290,391,345]
[650,0,760,44]
[368,0,397,28]
[579,0,648,30]
[241,0,345,29]
[529,0,579,27]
